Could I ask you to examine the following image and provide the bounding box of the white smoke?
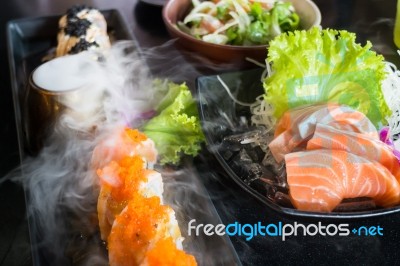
[4,40,241,265]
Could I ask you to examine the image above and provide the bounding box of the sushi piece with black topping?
[56,5,110,57]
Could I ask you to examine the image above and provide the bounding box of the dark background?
[0,0,399,265]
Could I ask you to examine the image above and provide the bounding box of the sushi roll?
[96,155,164,241]
[56,5,111,57]
[142,237,197,266]
[92,127,158,170]
[94,128,159,240]
[107,196,188,266]
[93,127,196,265]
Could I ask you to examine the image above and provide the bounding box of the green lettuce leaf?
[142,81,205,165]
[271,2,299,32]
[263,27,390,127]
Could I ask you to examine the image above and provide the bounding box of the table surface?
[1,0,400,265]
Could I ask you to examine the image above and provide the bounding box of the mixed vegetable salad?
[178,0,300,45]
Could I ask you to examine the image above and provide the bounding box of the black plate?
[196,67,400,219]
[7,10,240,266]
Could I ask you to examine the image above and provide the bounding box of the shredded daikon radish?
[217,74,276,131]
[264,59,272,78]
[220,110,235,128]
[232,0,251,27]
[250,95,276,131]
[245,57,266,68]
[213,20,239,35]
[229,11,245,33]
[186,2,217,18]
[381,60,400,137]
[184,13,216,25]
[217,75,253,107]
[190,27,209,36]
[242,58,271,83]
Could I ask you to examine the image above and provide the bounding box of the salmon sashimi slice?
[286,150,400,212]
[307,124,400,181]
[269,104,378,163]
[108,196,183,266]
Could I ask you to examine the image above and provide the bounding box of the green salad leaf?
[142,81,205,165]
[245,1,299,45]
[216,5,229,20]
[263,27,390,127]
[272,2,299,32]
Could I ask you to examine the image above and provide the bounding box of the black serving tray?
[7,10,240,266]
[196,68,400,220]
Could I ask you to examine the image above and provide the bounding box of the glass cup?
[23,68,104,155]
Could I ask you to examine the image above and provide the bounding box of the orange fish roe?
[108,195,171,266]
[121,128,157,163]
[94,128,196,265]
[97,155,146,201]
[97,155,147,239]
[144,237,197,266]
[124,127,148,143]
[92,126,157,170]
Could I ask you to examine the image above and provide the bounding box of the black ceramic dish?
[196,67,400,219]
[6,10,135,266]
[7,10,240,266]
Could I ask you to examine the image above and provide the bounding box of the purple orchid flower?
[379,126,400,163]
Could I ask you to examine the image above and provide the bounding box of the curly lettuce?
[142,81,205,165]
[263,27,390,127]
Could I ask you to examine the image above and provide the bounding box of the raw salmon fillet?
[269,104,378,163]
[286,150,400,212]
[307,124,400,181]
